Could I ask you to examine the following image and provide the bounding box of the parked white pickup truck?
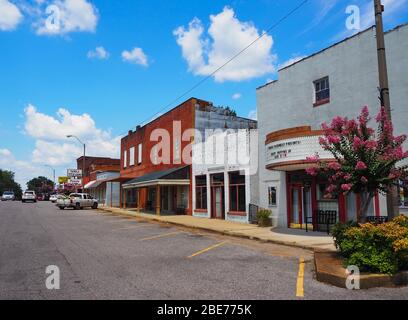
[57,193,98,210]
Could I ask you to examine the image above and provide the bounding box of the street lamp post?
[45,165,56,191]
[67,135,86,191]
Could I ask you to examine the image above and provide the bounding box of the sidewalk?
[99,206,336,251]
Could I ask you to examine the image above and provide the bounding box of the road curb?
[98,208,328,252]
[314,250,408,289]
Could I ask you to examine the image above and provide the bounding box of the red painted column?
[339,193,346,223]
[311,177,317,229]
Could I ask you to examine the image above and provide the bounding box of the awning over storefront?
[84,180,106,189]
[122,166,190,189]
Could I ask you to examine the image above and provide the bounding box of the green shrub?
[331,215,408,275]
[256,209,272,220]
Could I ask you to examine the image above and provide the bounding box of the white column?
[245,168,250,223]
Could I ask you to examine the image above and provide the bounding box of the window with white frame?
[123,150,127,168]
[268,186,277,207]
[129,147,135,166]
[137,143,142,165]
[314,76,330,104]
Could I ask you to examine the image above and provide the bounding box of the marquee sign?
[265,135,332,169]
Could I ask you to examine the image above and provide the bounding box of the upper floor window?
[138,143,142,165]
[129,147,135,166]
[123,150,127,168]
[314,76,330,106]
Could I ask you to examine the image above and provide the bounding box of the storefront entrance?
[210,173,225,219]
[288,184,312,229]
[287,171,340,231]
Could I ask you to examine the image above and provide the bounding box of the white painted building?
[192,130,258,223]
[256,23,408,228]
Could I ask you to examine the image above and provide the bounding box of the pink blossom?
[364,140,377,151]
[306,155,320,162]
[326,184,337,193]
[331,116,345,131]
[356,161,367,170]
[306,167,318,176]
[358,106,369,126]
[353,137,363,150]
[344,174,352,181]
[327,135,341,144]
[328,162,341,171]
[341,184,352,191]
[361,176,368,184]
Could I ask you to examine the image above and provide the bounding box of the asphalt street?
[1,201,407,300]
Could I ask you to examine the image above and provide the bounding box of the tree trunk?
[358,192,375,223]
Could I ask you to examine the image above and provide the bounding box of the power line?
[122,0,310,134]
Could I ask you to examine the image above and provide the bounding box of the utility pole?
[374,0,398,219]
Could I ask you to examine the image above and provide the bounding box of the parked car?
[49,194,58,203]
[1,191,15,201]
[36,194,45,201]
[22,191,37,203]
[56,193,98,210]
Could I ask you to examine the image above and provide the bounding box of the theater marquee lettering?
[268,140,301,160]
[265,135,332,167]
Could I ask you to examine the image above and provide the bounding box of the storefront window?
[195,175,207,210]
[229,172,246,212]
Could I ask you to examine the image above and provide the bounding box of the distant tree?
[26,176,54,194]
[0,170,23,199]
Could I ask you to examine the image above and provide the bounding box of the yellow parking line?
[296,257,305,298]
[187,241,228,259]
[139,231,181,241]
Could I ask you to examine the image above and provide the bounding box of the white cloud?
[0,148,40,188]
[87,46,109,60]
[232,93,242,100]
[0,0,23,31]
[24,104,121,167]
[35,0,98,35]
[121,47,148,66]
[248,109,257,120]
[278,55,306,70]
[0,148,12,157]
[174,6,276,82]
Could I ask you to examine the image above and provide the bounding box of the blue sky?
[0,0,407,187]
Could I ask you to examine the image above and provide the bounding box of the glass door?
[290,186,302,227]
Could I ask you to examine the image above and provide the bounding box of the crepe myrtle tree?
[306,106,408,222]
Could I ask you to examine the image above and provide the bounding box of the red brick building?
[76,156,121,186]
[120,97,257,215]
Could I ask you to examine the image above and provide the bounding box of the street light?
[67,135,86,190]
[44,165,56,191]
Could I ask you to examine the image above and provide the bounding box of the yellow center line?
[139,231,182,241]
[296,257,305,298]
[187,241,228,259]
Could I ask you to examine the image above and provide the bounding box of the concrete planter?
[314,250,408,289]
[258,218,272,228]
